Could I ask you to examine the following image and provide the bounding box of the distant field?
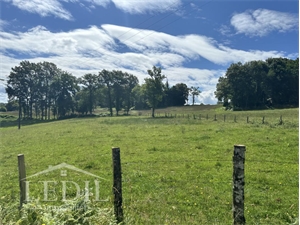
[0,106,298,224]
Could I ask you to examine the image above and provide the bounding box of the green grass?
[0,106,298,224]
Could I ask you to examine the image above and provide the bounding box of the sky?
[0,0,298,104]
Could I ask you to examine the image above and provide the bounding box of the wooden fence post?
[279,115,283,125]
[233,145,246,225]
[112,147,123,223]
[246,116,249,123]
[234,116,236,123]
[214,114,217,121]
[262,116,265,124]
[18,154,26,209]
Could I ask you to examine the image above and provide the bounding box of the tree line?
[215,57,299,110]
[4,61,201,120]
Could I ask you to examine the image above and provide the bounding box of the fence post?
[233,145,246,225]
[214,114,217,121]
[234,116,236,123]
[246,116,249,123]
[262,116,265,124]
[279,115,283,125]
[112,147,123,223]
[18,154,26,209]
[206,114,208,120]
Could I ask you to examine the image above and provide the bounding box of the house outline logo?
[26,162,107,180]
[24,162,109,202]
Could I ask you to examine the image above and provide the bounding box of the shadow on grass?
[0,114,103,128]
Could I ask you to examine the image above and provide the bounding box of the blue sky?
[0,0,298,104]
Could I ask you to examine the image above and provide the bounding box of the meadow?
[0,106,298,224]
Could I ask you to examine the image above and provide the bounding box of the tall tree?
[123,73,138,115]
[79,73,99,114]
[99,70,114,116]
[51,71,79,118]
[189,86,201,105]
[144,66,166,117]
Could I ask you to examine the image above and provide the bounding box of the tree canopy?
[5,61,199,124]
[215,58,299,110]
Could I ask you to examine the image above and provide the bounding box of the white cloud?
[111,0,181,14]
[4,0,73,20]
[102,24,287,65]
[0,24,294,103]
[231,9,298,37]
[3,0,181,20]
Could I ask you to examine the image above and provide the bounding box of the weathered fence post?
[234,116,237,123]
[246,116,249,123]
[279,115,283,125]
[18,154,26,209]
[112,147,123,223]
[233,145,246,225]
[262,116,265,124]
[214,114,217,121]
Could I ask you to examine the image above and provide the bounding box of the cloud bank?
[0,23,293,103]
[231,9,298,37]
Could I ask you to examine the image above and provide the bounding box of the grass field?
[0,106,298,224]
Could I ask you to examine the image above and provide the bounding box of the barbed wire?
[122,159,298,165]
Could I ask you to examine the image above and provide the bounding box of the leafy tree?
[189,86,201,105]
[132,84,148,110]
[6,61,33,128]
[75,90,89,115]
[5,100,19,111]
[144,66,166,117]
[123,73,139,115]
[79,73,99,114]
[99,70,114,116]
[167,83,189,106]
[215,58,299,110]
[51,71,79,118]
[112,70,126,116]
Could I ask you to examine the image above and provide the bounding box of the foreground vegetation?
[0,106,298,224]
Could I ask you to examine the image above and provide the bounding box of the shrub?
[0,106,7,112]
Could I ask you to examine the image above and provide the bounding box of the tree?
[51,71,79,118]
[79,73,99,114]
[6,61,34,128]
[123,73,138,115]
[144,66,166,117]
[99,70,114,116]
[167,83,189,106]
[215,58,299,110]
[189,86,201,105]
[132,84,148,110]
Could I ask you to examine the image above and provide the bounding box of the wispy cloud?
[0,24,294,103]
[231,9,298,37]
[4,0,74,20]
[111,0,181,14]
[3,0,181,20]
